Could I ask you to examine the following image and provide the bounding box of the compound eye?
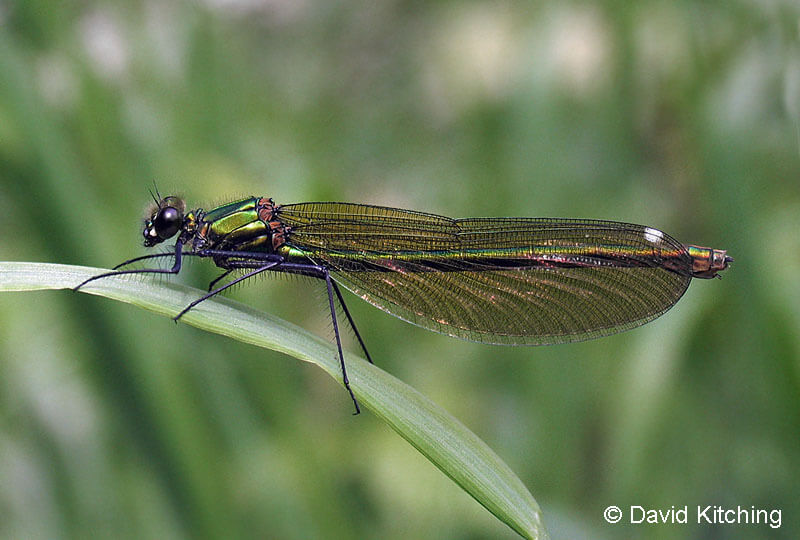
[153,206,181,239]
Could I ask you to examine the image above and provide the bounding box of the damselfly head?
[143,196,186,247]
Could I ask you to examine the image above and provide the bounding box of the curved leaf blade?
[0,261,548,540]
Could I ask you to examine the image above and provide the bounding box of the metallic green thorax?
[194,197,279,254]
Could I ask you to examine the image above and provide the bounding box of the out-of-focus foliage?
[0,1,798,539]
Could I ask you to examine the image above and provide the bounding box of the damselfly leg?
[76,243,371,414]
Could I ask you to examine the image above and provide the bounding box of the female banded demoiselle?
[75,194,732,413]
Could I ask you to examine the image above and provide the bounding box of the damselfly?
[75,194,732,413]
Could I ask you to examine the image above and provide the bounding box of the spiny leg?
[111,251,180,270]
[330,280,373,365]
[74,245,263,292]
[211,259,363,413]
[208,269,234,291]
[172,260,282,321]
[73,241,185,292]
[325,271,361,415]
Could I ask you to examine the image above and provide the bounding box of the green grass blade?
[0,261,548,540]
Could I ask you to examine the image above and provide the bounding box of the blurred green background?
[1,1,799,539]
